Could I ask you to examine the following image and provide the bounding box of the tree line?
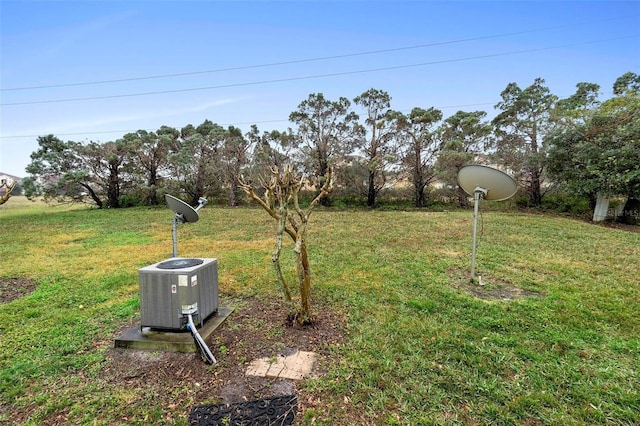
[23,72,639,217]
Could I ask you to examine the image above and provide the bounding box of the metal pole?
[172,216,178,258]
[470,190,481,283]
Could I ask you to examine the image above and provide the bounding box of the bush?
[118,193,143,208]
[541,193,590,215]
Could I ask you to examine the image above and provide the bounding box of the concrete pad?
[245,358,272,377]
[246,350,318,380]
[114,306,233,353]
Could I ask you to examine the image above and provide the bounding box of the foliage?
[21,73,639,213]
[492,78,558,207]
[436,110,493,207]
[289,93,361,204]
[23,135,102,207]
[394,107,443,208]
[352,88,399,208]
[548,74,640,202]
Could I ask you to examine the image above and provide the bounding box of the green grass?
[1,197,638,425]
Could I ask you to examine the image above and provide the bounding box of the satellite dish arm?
[194,197,208,212]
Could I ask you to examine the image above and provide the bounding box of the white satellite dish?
[165,194,207,257]
[457,165,517,284]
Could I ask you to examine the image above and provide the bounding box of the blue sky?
[1,1,638,177]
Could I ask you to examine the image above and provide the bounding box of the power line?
[2,15,636,92]
[2,35,637,107]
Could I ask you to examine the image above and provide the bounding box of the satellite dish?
[165,194,207,257]
[457,165,517,285]
[458,165,518,201]
[166,194,200,223]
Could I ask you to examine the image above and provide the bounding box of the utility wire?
[0,102,501,139]
[1,35,636,107]
[2,15,636,92]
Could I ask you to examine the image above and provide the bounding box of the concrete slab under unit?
[114,306,233,353]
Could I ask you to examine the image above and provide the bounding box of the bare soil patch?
[449,269,545,301]
[0,277,37,304]
[98,295,346,423]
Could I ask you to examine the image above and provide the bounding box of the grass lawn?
[1,197,638,425]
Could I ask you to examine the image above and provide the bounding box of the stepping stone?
[246,350,318,380]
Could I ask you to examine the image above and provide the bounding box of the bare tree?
[239,165,334,326]
[0,179,18,205]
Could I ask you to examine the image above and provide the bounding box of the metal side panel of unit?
[196,259,218,326]
[138,271,182,329]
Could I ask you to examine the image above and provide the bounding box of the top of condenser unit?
[157,258,204,269]
[139,257,216,274]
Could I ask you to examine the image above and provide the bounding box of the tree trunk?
[295,238,312,325]
[367,170,376,208]
[528,167,543,207]
[414,179,425,208]
[592,192,609,222]
[273,205,294,311]
[82,183,103,209]
[618,197,640,225]
[457,186,470,208]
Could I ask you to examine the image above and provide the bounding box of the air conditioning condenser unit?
[138,257,218,331]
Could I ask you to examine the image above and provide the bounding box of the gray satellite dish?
[457,165,517,285]
[165,194,207,257]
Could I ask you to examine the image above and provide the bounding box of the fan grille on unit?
[157,258,204,269]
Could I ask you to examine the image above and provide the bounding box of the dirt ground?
[1,279,349,424]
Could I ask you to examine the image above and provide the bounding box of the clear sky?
[1,0,638,177]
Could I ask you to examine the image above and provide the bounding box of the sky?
[1,0,638,178]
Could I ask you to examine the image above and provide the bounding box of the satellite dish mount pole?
[470,187,487,284]
[171,214,184,258]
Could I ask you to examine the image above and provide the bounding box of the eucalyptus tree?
[289,93,361,204]
[395,107,443,208]
[246,125,298,174]
[23,135,104,208]
[492,78,558,206]
[123,126,179,205]
[219,126,253,206]
[353,88,400,208]
[436,110,493,207]
[169,120,223,205]
[79,139,135,209]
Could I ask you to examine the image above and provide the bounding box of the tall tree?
[169,120,223,205]
[123,126,178,205]
[219,126,252,207]
[547,74,640,221]
[79,139,134,209]
[492,78,557,206]
[395,107,443,208]
[436,110,493,207]
[23,135,104,208]
[289,93,360,204]
[247,125,297,171]
[353,88,399,208]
